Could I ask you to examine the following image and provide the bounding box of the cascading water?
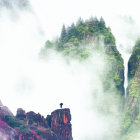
[112,15,140,98]
[123,53,131,97]
[118,45,132,98]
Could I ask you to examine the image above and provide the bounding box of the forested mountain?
[41,17,124,96]
[128,39,140,80]
[58,17,115,48]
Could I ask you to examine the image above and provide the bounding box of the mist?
[0,0,140,140]
[0,132,8,140]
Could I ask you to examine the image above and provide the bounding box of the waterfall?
[118,44,132,98]
[123,53,131,97]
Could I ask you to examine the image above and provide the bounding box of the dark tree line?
[59,17,114,47]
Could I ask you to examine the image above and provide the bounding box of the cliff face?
[123,39,140,135]
[126,39,140,120]
[50,109,73,140]
[0,102,73,140]
[125,63,140,120]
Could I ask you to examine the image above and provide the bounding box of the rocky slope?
[0,101,73,140]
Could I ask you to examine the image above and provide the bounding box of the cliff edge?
[0,102,73,140]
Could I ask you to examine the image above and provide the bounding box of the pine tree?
[76,17,84,26]
[67,23,77,40]
[99,17,105,31]
[60,25,67,43]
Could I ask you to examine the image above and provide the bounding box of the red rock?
[0,100,73,140]
[51,108,73,140]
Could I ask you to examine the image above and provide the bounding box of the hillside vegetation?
[41,17,124,95]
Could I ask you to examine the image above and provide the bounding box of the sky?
[30,0,140,44]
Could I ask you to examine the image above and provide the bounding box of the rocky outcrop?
[50,108,73,140]
[26,111,48,127]
[0,102,73,140]
[16,108,26,120]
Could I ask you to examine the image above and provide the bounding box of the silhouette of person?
[60,103,63,108]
